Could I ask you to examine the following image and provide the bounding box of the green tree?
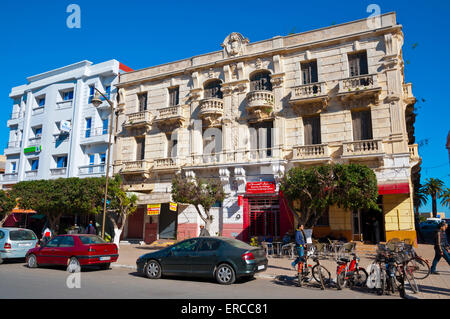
[423,178,445,217]
[281,164,379,228]
[0,190,17,227]
[171,174,225,233]
[413,184,428,216]
[103,175,138,246]
[441,188,450,209]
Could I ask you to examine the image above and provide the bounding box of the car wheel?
[144,260,162,279]
[27,254,38,268]
[215,264,236,285]
[67,257,81,273]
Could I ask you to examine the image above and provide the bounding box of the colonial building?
[1,60,132,189]
[114,12,420,245]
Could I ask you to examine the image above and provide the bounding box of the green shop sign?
[24,146,42,154]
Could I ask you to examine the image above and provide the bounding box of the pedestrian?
[41,226,52,245]
[85,220,97,235]
[431,221,450,275]
[372,217,380,244]
[199,225,210,237]
[291,224,306,269]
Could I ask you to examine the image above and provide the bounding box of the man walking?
[431,221,450,275]
[85,221,97,235]
[291,224,306,269]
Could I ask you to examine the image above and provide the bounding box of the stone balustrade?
[199,98,224,116]
[293,144,329,160]
[409,144,420,161]
[342,139,383,156]
[125,110,152,127]
[122,160,152,172]
[293,82,327,99]
[246,90,274,109]
[338,74,379,94]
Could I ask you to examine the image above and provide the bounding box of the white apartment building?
[1,60,132,188]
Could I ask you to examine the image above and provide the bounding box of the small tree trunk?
[0,212,11,227]
[432,195,437,218]
[113,228,122,247]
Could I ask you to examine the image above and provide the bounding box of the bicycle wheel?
[312,264,330,289]
[354,268,368,287]
[297,263,303,287]
[404,265,419,294]
[409,257,430,280]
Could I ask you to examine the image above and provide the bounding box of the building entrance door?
[127,206,144,239]
[352,210,362,241]
[248,197,280,239]
[159,203,177,239]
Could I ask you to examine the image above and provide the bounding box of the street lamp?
[91,88,115,239]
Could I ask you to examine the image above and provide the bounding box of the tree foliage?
[423,178,445,217]
[171,174,225,232]
[0,190,17,226]
[281,163,379,228]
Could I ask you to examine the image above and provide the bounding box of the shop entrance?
[127,206,145,239]
[159,203,177,239]
[248,196,280,239]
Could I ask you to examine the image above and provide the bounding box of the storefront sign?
[169,202,177,212]
[378,183,410,195]
[246,181,276,194]
[147,204,161,215]
[24,146,41,154]
[238,195,243,206]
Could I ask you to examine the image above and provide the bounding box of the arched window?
[250,71,272,91]
[204,80,223,99]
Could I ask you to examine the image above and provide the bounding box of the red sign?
[378,183,410,195]
[238,196,243,206]
[246,182,276,194]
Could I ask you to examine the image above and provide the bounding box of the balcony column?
[272,163,285,192]
[219,168,231,194]
[234,167,246,194]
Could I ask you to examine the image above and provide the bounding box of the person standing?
[199,225,210,237]
[85,221,97,235]
[291,224,306,269]
[41,226,52,245]
[431,221,450,275]
[372,217,380,244]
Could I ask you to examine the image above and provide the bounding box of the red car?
[25,234,118,272]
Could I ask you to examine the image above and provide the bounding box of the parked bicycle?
[335,253,368,290]
[296,246,331,290]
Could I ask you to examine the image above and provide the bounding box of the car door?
[191,239,222,276]
[161,238,200,275]
[38,236,62,264]
[53,236,76,265]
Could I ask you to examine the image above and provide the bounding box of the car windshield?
[79,236,107,244]
[9,230,37,241]
[220,237,254,250]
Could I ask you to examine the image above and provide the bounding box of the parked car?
[136,237,268,285]
[418,220,440,244]
[25,234,118,272]
[0,228,39,264]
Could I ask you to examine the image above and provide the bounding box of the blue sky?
[0,0,449,214]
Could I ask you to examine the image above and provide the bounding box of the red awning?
[378,183,410,195]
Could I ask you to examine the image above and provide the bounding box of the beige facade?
[113,12,420,244]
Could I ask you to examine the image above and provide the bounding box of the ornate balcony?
[290,82,329,114]
[403,83,416,105]
[154,105,188,131]
[198,98,224,127]
[409,144,421,166]
[342,140,384,158]
[153,157,182,171]
[119,160,152,178]
[123,111,152,129]
[246,90,274,122]
[337,74,381,106]
[292,144,330,162]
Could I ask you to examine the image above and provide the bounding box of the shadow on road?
[19,264,113,273]
[127,271,256,285]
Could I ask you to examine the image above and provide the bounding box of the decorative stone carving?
[234,166,246,193]
[222,33,249,58]
[219,168,231,193]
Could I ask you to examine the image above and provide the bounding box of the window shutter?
[359,52,368,75]
[361,110,373,140]
[303,118,313,145]
[352,112,362,141]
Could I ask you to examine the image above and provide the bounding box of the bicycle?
[387,239,430,280]
[335,253,368,290]
[297,251,331,290]
[394,250,419,295]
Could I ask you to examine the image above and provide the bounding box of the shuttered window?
[301,60,318,84]
[352,110,373,141]
[249,121,273,157]
[348,51,368,77]
[166,133,178,157]
[138,93,147,112]
[303,116,321,145]
[169,87,179,106]
[250,71,272,91]
[136,137,145,160]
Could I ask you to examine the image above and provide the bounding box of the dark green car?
[136,237,268,285]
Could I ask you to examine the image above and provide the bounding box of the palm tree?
[441,188,450,209]
[413,184,428,216]
[423,178,445,217]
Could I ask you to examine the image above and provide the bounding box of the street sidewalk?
[113,243,450,299]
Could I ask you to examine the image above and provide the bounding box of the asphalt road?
[0,260,398,299]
